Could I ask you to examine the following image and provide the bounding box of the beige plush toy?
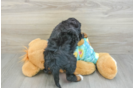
[22,34,117,79]
[22,38,47,77]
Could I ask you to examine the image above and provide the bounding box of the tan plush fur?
[22,61,40,77]
[21,36,117,79]
[97,53,117,79]
[77,39,84,46]
[22,38,48,77]
[28,38,48,69]
[74,61,96,75]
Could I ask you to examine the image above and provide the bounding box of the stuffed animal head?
[23,38,48,69]
[22,38,48,77]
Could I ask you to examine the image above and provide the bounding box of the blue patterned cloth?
[73,38,99,64]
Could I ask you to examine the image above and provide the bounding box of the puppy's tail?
[52,66,61,88]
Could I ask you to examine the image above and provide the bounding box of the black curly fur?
[43,18,83,88]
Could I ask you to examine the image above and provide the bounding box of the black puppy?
[44,18,83,88]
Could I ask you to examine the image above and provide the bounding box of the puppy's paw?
[76,74,83,81]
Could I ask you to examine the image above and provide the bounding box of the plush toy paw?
[77,39,84,46]
[74,60,96,75]
[22,61,40,77]
[77,32,88,46]
[82,32,88,38]
[97,53,117,79]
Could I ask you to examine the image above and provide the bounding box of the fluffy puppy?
[44,18,83,88]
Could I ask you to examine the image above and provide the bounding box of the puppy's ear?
[48,30,62,46]
[50,30,60,40]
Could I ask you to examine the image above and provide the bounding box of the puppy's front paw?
[76,74,83,81]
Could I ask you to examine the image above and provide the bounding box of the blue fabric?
[73,38,99,64]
